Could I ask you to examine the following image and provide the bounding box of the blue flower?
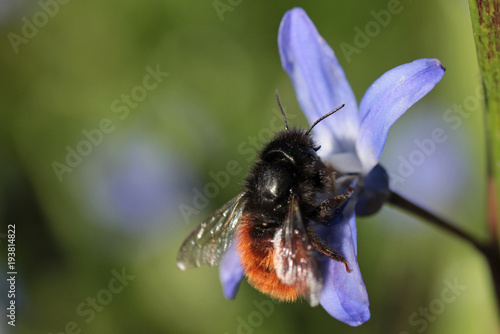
[76,134,197,235]
[220,7,445,327]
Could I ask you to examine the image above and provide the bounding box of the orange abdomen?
[236,215,298,302]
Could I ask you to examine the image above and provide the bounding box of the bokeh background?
[0,0,497,333]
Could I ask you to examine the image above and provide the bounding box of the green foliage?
[0,0,496,333]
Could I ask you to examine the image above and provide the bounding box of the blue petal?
[355,164,390,216]
[278,7,359,155]
[319,200,370,326]
[219,242,244,299]
[356,59,445,172]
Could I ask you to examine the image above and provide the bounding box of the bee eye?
[304,147,319,158]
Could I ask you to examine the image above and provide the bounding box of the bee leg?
[307,230,352,273]
[319,168,337,191]
[311,186,354,223]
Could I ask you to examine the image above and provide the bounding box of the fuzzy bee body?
[177,100,352,306]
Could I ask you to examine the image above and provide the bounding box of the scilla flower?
[220,7,445,326]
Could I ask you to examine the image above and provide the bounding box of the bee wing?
[273,195,323,307]
[177,192,246,270]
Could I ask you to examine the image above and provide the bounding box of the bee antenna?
[275,90,289,132]
[306,104,345,135]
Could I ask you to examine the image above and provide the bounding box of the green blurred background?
[0,0,497,333]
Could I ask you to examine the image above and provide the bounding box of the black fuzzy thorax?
[243,128,330,238]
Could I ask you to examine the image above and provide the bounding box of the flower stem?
[468,0,500,263]
[388,191,487,252]
[467,0,500,317]
[388,191,500,314]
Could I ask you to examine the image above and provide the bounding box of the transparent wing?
[177,192,246,270]
[273,195,323,306]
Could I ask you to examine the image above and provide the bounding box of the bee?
[177,92,353,306]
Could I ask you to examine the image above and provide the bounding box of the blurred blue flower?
[220,7,445,327]
[77,134,198,235]
[0,0,22,24]
[381,103,472,228]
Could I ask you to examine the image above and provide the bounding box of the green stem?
[469,0,500,243]
[388,192,487,253]
[388,191,500,315]
[467,0,500,318]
